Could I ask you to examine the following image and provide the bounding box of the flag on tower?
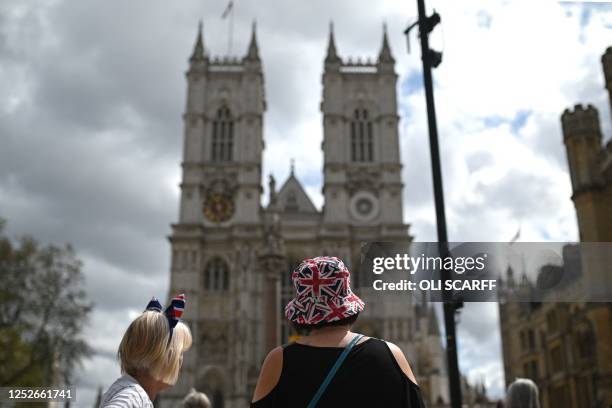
[221,1,234,19]
[510,227,521,244]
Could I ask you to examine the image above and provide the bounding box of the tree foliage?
[0,218,93,387]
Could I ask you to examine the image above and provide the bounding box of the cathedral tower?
[179,21,264,227]
[561,46,612,244]
[561,104,611,242]
[317,24,447,403]
[165,22,267,408]
[321,24,404,231]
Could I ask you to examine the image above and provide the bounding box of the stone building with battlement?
[498,46,612,408]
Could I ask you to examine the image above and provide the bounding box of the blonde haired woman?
[100,294,192,408]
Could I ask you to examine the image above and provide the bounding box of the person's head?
[183,388,211,408]
[285,256,364,335]
[506,378,540,408]
[118,295,192,386]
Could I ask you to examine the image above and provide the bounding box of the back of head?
[506,378,540,408]
[118,310,192,385]
[183,388,211,408]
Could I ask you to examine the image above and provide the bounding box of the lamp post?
[405,1,463,407]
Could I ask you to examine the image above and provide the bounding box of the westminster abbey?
[161,22,450,408]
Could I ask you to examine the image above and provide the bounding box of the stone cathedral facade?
[161,23,449,408]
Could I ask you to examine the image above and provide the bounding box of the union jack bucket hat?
[285,256,365,325]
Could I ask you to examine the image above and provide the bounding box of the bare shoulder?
[385,341,418,385]
[252,346,283,403]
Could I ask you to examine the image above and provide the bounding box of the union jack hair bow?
[145,297,163,312]
[164,294,186,332]
[144,294,186,341]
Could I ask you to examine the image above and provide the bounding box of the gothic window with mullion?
[350,108,373,162]
[203,257,230,292]
[211,106,234,162]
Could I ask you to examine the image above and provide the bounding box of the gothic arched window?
[204,257,229,292]
[212,106,234,162]
[350,108,373,162]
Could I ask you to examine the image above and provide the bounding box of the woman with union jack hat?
[251,257,425,408]
[99,294,192,408]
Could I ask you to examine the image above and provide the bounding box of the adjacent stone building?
[160,23,449,408]
[498,46,612,408]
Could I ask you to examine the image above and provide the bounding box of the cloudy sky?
[1,0,611,405]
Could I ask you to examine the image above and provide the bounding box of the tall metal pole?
[415,0,463,406]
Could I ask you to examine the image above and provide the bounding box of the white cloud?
[400,0,609,244]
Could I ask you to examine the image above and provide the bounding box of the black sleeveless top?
[251,338,426,408]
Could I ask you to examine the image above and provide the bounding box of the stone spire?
[245,20,260,61]
[378,23,395,64]
[268,174,277,208]
[325,22,341,65]
[190,20,206,63]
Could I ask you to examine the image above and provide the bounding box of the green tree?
[0,218,93,387]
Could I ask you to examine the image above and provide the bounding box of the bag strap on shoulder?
[306,334,364,408]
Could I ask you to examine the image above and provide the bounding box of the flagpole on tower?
[221,1,235,55]
[229,3,234,54]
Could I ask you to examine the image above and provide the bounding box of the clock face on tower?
[203,192,235,222]
[349,191,380,222]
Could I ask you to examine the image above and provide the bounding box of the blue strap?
[306,334,364,408]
